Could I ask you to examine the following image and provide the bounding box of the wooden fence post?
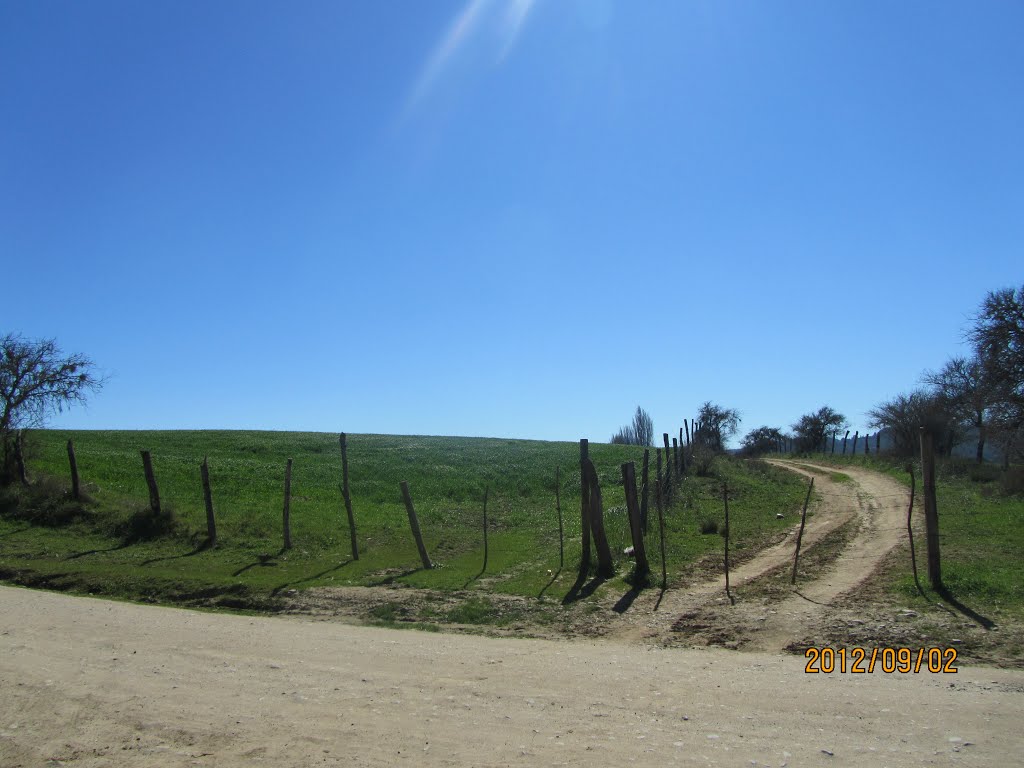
[14,430,28,485]
[684,419,691,447]
[400,481,432,569]
[621,462,649,582]
[919,428,942,589]
[842,430,849,455]
[555,466,564,570]
[831,432,837,454]
[339,433,359,560]
[662,433,672,501]
[482,486,489,573]
[906,464,922,594]
[656,470,668,589]
[723,483,731,597]
[582,458,614,577]
[851,430,859,456]
[678,428,685,472]
[140,450,161,515]
[672,437,679,477]
[67,439,80,500]
[864,433,870,455]
[282,458,293,550]
[656,448,663,508]
[639,448,650,535]
[876,432,881,453]
[579,439,592,575]
[200,456,216,547]
[790,477,814,584]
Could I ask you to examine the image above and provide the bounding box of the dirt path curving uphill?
[598,461,912,650]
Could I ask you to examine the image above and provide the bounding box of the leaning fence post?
[555,466,564,570]
[67,439,80,500]
[842,430,849,455]
[723,483,731,597]
[662,433,672,501]
[851,430,859,456]
[905,464,922,595]
[200,456,216,547]
[656,471,667,590]
[140,450,161,515]
[639,448,650,535]
[481,486,489,573]
[400,481,433,569]
[339,433,359,560]
[282,458,293,550]
[919,428,941,589]
[622,462,649,582]
[790,477,814,584]
[579,439,592,575]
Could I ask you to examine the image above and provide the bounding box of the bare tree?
[610,406,654,446]
[968,285,1024,462]
[741,426,785,455]
[791,406,847,453]
[695,401,740,452]
[923,356,996,463]
[867,390,961,457]
[1,334,103,480]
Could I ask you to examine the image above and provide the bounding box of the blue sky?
[2,0,1022,444]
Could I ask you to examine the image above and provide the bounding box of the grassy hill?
[1,429,809,607]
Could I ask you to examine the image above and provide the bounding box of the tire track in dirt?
[601,462,911,651]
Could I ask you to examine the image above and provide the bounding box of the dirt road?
[3,585,1023,767]
[598,461,913,649]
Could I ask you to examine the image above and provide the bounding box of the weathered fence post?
[865,433,870,455]
[583,458,614,577]
[842,430,850,455]
[906,464,922,595]
[282,458,293,550]
[579,439,592,575]
[140,450,161,515]
[639,448,650,535]
[339,433,358,560]
[656,447,663,508]
[919,428,941,589]
[851,430,859,456]
[200,456,216,547]
[555,466,564,570]
[790,477,815,584]
[831,432,837,454]
[672,437,679,478]
[656,470,668,589]
[67,439,80,500]
[678,428,685,472]
[662,433,672,501]
[876,432,881,453]
[14,430,28,485]
[482,486,489,573]
[621,462,649,582]
[684,419,691,447]
[400,481,433,569]
[723,483,731,597]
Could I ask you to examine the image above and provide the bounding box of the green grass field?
[0,430,809,607]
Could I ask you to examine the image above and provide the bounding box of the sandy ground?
[2,585,1024,767]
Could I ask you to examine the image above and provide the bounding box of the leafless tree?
[610,406,654,446]
[791,406,847,453]
[1,334,103,481]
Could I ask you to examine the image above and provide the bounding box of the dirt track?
[3,585,1024,767]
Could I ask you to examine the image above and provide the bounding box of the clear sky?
[2,0,1022,444]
